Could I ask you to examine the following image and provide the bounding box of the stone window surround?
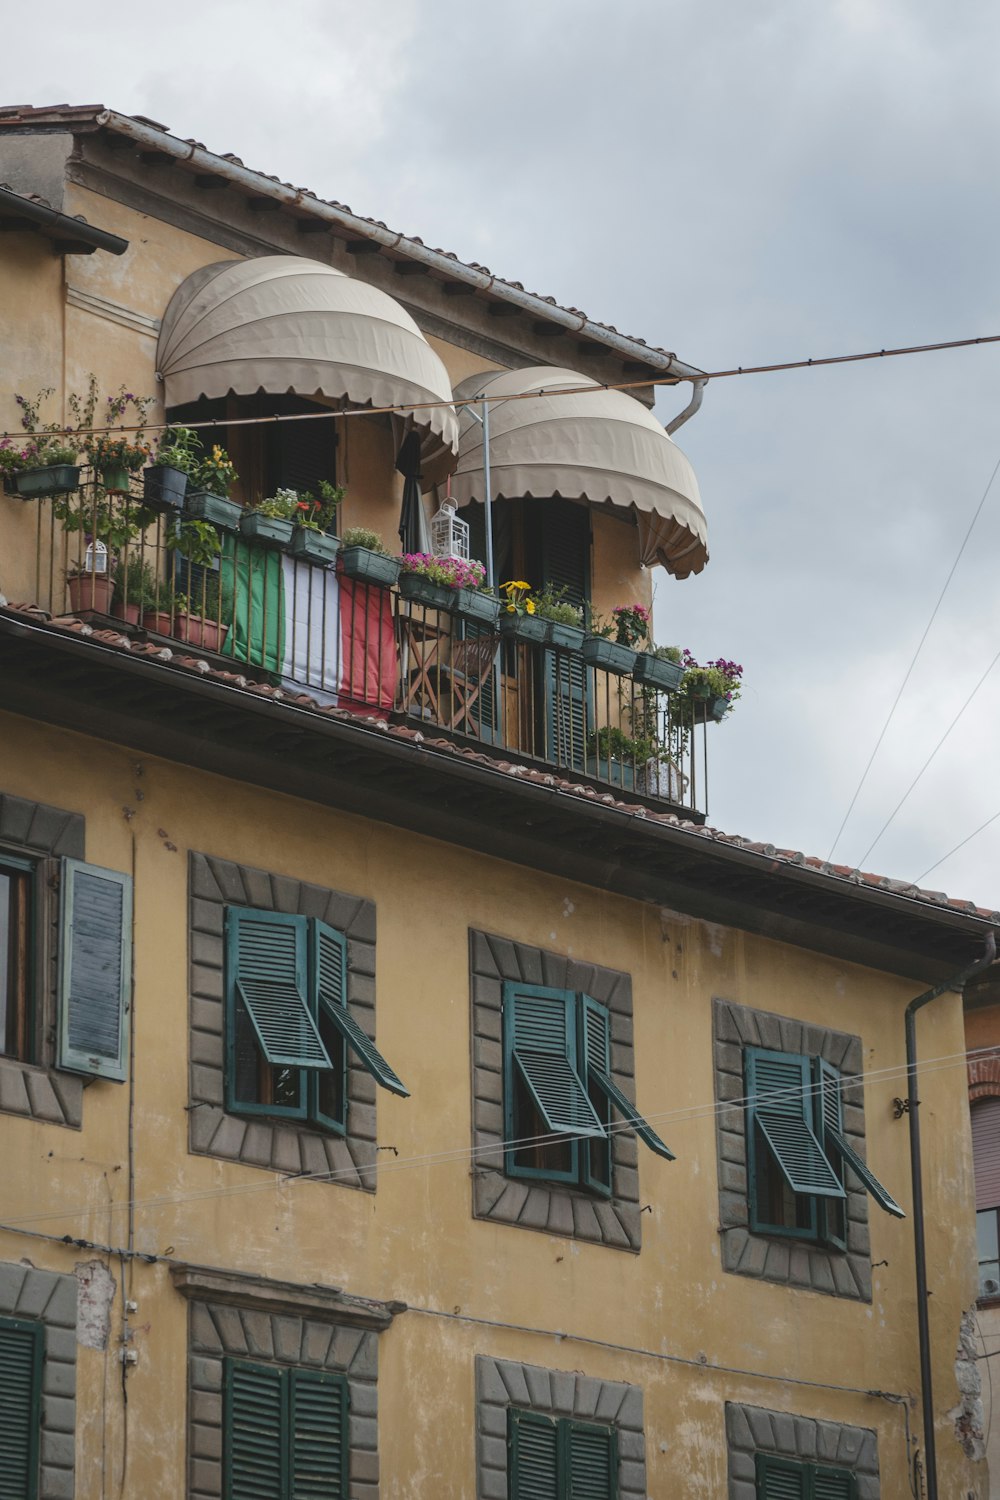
[469,929,642,1251]
[726,1400,880,1499]
[173,1264,399,1500]
[713,997,872,1301]
[0,792,86,1129]
[0,1259,77,1500]
[187,851,379,1190]
[476,1353,646,1500]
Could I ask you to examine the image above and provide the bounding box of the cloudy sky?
[10,0,1000,906]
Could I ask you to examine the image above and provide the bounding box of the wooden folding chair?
[442,631,500,736]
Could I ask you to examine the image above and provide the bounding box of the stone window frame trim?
[725,1400,880,1499]
[0,1259,78,1500]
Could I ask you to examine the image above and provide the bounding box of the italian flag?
[220,537,398,711]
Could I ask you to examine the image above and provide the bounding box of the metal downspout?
[665,377,707,435]
[904,931,996,1499]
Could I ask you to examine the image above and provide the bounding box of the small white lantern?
[84,540,108,575]
[430,499,470,562]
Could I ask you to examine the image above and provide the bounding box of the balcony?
[3,479,720,821]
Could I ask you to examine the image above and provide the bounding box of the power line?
[826,447,1000,865]
[0,1042,989,1234]
[916,808,1000,885]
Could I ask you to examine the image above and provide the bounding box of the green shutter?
[540,498,591,772]
[505,986,605,1138]
[0,1317,42,1500]
[224,1359,286,1500]
[746,1049,844,1199]
[813,1467,856,1500]
[312,921,409,1097]
[580,995,675,1161]
[57,858,131,1081]
[509,1408,559,1500]
[816,1057,905,1219]
[289,1369,348,1498]
[755,1453,807,1499]
[567,1419,617,1499]
[228,908,331,1069]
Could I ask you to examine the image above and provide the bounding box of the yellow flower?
[506,603,516,613]
[526,600,536,614]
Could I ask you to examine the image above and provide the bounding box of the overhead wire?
[0,1041,991,1235]
[916,807,1000,885]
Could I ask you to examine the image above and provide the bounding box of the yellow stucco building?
[0,104,996,1500]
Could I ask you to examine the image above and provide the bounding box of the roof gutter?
[92,111,706,401]
[0,183,127,255]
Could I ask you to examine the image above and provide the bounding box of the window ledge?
[170,1263,405,1331]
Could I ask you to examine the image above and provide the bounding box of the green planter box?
[14,464,81,499]
[499,612,550,645]
[185,491,243,531]
[288,528,341,566]
[240,513,294,547]
[546,621,586,653]
[398,573,457,612]
[709,695,729,722]
[633,652,684,691]
[581,637,637,676]
[584,754,635,790]
[99,462,133,494]
[454,588,500,626]
[338,546,401,587]
[143,464,188,512]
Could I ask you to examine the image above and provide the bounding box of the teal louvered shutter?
[816,1057,904,1220]
[755,1453,807,1499]
[580,995,675,1162]
[509,1408,559,1500]
[813,1466,856,1500]
[289,1369,347,1498]
[228,908,331,1069]
[224,1359,286,1500]
[567,1420,617,1499]
[505,986,604,1138]
[746,1048,844,1199]
[540,499,590,772]
[0,1316,42,1500]
[312,921,409,1098]
[57,859,132,1081]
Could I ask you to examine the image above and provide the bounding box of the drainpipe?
[905,931,996,1500]
[665,377,707,436]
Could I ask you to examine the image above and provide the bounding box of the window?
[225,905,407,1128]
[0,1315,42,1500]
[0,855,34,1062]
[224,1358,348,1499]
[509,1407,617,1500]
[502,983,671,1189]
[755,1452,856,1498]
[745,1046,903,1242]
[972,1097,1000,1299]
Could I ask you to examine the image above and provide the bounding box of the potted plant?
[633,642,685,692]
[240,488,298,547]
[286,481,344,565]
[53,488,143,616]
[398,554,499,624]
[533,585,586,651]
[111,557,158,626]
[582,602,649,676]
[586,724,662,790]
[498,581,550,644]
[2,391,82,498]
[337,526,402,587]
[143,426,199,512]
[141,578,227,652]
[69,377,154,494]
[66,563,114,616]
[184,444,242,530]
[674,651,744,722]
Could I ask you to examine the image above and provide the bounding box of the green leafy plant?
[143,584,189,619]
[341,526,388,553]
[591,602,652,647]
[500,581,537,617]
[193,443,238,497]
[68,376,154,472]
[8,389,79,469]
[676,651,743,714]
[532,584,583,627]
[181,572,221,619]
[588,724,666,764]
[252,488,300,521]
[52,490,142,552]
[111,557,159,610]
[153,426,202,475]
[164,517,222,568]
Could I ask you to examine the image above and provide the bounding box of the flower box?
[499,612,551,645]
[184,491,243,531]
[14,464,81,500]
[632,651,684,692]
[709,695,729,722]
[585,753,636,790]
[240,512,294,548]
[454,588,500,626]
[581,637,637,676]
[142,464,188,512]
[142,610,228,653]
[288,528,341,566]
[546,621,586,653]
[99,461,133,495]
[338,546,401,587]
[398,573,458,612]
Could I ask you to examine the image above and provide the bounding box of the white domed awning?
[451,367,708,577]
[156,256,459,483]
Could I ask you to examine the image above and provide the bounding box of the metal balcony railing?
[3,478,714,817]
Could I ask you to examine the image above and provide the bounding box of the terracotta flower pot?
[67,573,113,615]
[111,601,141,627]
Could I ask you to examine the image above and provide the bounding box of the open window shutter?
[746,1049,844,1200]
[567,1420,618,1500]
[540,499,590,772]
[229,908,331,1069]
[290,1370,348,1498]
[817,1057,905,1220]
[312,920,409,1097]
[813,1467,856,1500]
[973,1097,1000,1211]
[755,1453,807,1499]
[57,859,131,1081]
[224,1359,286,1500]
[505,985,605,1138]
[0,1317,41,1500]
[509,1408,559,1500]
[581,994,675,1161]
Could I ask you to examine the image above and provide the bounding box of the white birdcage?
[430,499,469,562]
